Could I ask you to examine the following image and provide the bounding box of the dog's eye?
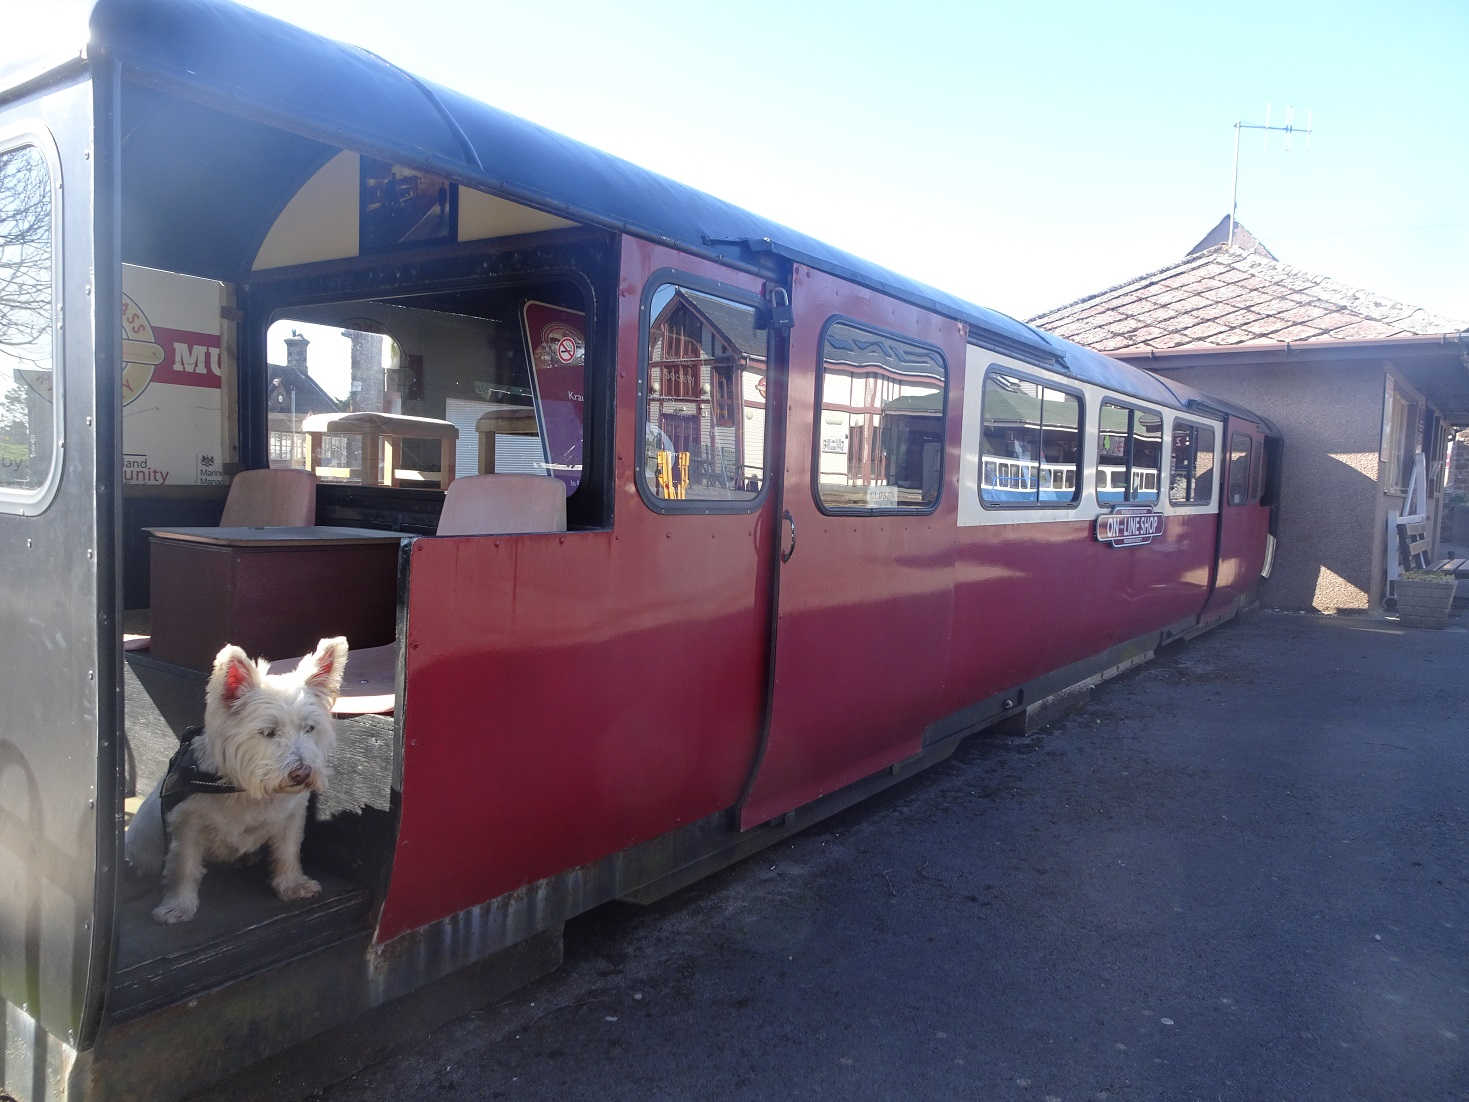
[304,723,315,734]
[262,726,277,739]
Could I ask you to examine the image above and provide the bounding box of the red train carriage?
[0,1,1279,1097]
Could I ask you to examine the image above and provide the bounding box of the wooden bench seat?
[1430,557,1469,577]
[271,643,397,715]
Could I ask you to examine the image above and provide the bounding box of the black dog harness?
[160,725,241,830]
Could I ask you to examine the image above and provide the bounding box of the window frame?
[251,249,614,531]
[635,267,772,516]
[1227,431,1253,506]
[0,129,65,517]
[1095,397,1164,507]
[976,364,1085,512]
[1167,417,1218,509]
[1249,432,1266,503]
[811,314,949,518]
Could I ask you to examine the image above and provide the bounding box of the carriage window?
[642,283,768,504]
[1168,421,1216,505]
[1228,432,1252,505]
[1097,400,1162,504]
[268,284,587,495]
[980,370,1080,506]
[0,143,57,501]
[815,322,945,512]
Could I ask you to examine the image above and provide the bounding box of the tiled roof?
[1030,221,1464,354]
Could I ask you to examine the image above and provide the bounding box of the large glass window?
[267,281,587,496]
[642,282,767,504]
[1097,400,1162,504]
[815,322,945,512]
[1168,421,1216,505]
[980,370,1081,506]
[0,143,56,499]
[1228,432,1252,505]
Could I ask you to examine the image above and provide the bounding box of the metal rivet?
[88,670,95,681]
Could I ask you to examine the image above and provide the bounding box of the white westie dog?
[125,636,348,924]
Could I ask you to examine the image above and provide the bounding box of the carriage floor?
[112,862,370,1020]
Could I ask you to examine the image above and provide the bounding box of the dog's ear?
[209,644,262,710]
[302,637,349,705]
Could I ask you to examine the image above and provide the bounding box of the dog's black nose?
[288,764,312,787]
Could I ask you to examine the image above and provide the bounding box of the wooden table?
[146,526,405,670]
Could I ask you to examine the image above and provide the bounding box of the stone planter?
[1395,575,1456,629]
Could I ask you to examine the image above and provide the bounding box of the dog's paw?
[273,875,321,902]
[152,896,198,924]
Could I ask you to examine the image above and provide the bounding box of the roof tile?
[1182,321,1228,340]
[1029,230,1465,354]
[1151,333,1194,349]
[1193,302,1236,322]
[1148,288,1195,307]
[1325,319,1402,340]
[1272,323,1327,342]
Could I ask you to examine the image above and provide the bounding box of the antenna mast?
[1229,105,1313,247]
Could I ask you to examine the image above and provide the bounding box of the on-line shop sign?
[1095,508,1165,547]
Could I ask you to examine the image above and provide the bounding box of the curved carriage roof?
[69,0,1264,422]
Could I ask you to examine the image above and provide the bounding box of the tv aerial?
[1229,104,1313,247]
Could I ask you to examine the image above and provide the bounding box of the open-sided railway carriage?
[0,2,1282,1097]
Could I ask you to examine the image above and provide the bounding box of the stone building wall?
[1441,428,1469,542]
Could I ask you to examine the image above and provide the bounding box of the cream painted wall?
[252,151,575,271]
[1151,360,1385,612]
[253,151,360,270]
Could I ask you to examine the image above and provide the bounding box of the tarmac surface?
[291,610,1467,1102]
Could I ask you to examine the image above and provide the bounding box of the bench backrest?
[219,468,317,527]
[436,474,567,536]
[1398,518,1431,572]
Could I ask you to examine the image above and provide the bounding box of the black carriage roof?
[63,0,1265,424]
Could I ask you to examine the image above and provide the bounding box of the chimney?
[284,330,309,371]
[346,328,386,413]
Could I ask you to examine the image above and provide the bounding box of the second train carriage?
[0,1,1281,1097]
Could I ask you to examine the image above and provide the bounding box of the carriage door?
[1203,417,1267,615]
[0,73,114,1065]
[740,264,957,829]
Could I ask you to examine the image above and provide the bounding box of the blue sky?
[167,0,1469,325]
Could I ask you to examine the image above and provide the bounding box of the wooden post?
[440,436,456,489]
[382,434,398,488]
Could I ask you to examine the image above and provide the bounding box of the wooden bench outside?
[1397,519,1431,572]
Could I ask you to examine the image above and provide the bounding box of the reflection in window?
[1097,400,1162,504]
[1228,432,1252,505]
[815,323,944,511]
[643,284,767,502]
[1169,421,1216,505]
[0,144,55,495]
[980,371,1080,506]
[266,284,586,496]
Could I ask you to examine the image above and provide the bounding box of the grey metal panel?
[0,72,105,1058]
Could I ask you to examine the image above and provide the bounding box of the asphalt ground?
[296,610,1468,1102]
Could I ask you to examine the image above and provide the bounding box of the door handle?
[781,510,797,563]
